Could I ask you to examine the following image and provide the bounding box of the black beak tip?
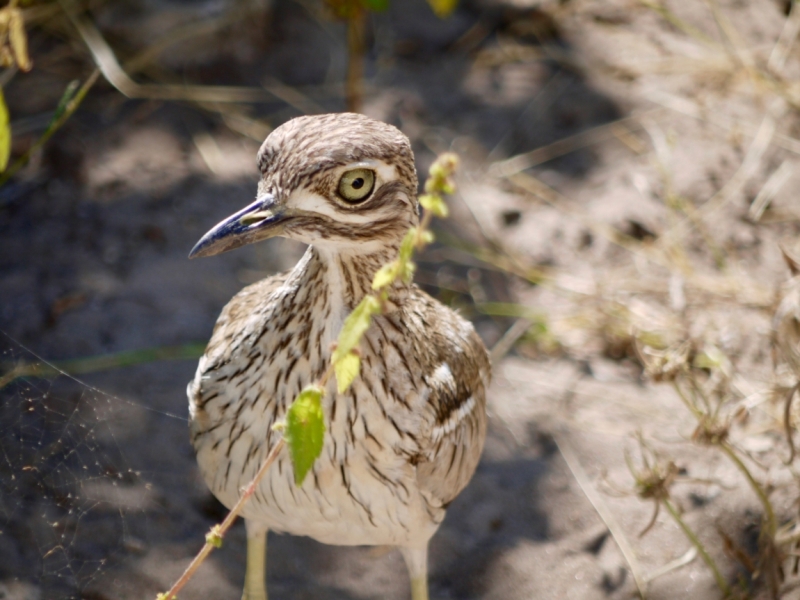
[188,240,209,259]
[188,244,204,259]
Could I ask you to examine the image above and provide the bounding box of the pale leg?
[242,520,268,600]
[400,545,429,600]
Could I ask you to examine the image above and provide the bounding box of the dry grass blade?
[637,0,716,46]
[664,98,783,245]
[644,547,698,584]
[749,160,793,222]
[262,77,326,115]
[122,11,251,76]
[507,171,645,257]
[783,383,800,465]
[489,112,656,178]
[490,318,532,364]
[705,0,755,70]
[61,2,271,103]
[769,0,800,74]
[554,430,648,598]
[643,88,800,155]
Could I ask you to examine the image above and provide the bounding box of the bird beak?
[189,193,288,258]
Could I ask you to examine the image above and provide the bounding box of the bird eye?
[337,169,375,203]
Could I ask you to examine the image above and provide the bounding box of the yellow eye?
[337,169,375,203]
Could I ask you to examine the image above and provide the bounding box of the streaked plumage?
[187,113,490,600]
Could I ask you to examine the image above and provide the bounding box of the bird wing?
[405,294,491,510]
[190,272,290,410]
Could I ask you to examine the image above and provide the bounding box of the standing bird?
[187,113,490,600]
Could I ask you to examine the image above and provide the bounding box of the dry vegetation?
[3,0,800,599]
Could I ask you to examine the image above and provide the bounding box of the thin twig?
[345,8,365,113]
[160,438,286,600]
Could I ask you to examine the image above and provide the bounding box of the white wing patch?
[429,362,455,389]
[431,395,476,443]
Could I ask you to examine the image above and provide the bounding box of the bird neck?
[307,243,408,311]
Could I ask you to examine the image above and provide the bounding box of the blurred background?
[2,0,800,598]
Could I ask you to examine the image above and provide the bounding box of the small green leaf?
[361,0,389,11]
[372,261,398,290]
[286,385,326,486]
[205,525,223,548]
[0,88,10,173]
[426,0,458,17]
[399,228,417,263]
[334,351,361,393]
[419,193,449,218]
[401,260,416,283]
[333,295,382,362]
[52,80,80,122]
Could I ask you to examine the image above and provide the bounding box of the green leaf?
[401,260,416,283]
[286,385,326,486]
[372,261,398,290]
[361,0,389,11]
[0,88,10,173]
[399,228,417,262]
[334,351,361,393]
[333,295,382,362]
[426,0,458,17]
[419,193,449,218]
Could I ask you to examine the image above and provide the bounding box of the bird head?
[189,113,419,259]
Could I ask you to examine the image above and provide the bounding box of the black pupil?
[352,178,364,190]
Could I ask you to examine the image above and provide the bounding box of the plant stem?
[0,69,99,187]
[159,438,286,600]
[663,498,730,596]
[345,7,365,113]
[720,442,777,537]
[0,343,206,390]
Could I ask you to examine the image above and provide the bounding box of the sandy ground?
[2,0,800,598]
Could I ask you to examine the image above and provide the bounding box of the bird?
[186,112,490,600]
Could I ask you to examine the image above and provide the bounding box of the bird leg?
[400,545,429,600]
[242,520,268,600]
